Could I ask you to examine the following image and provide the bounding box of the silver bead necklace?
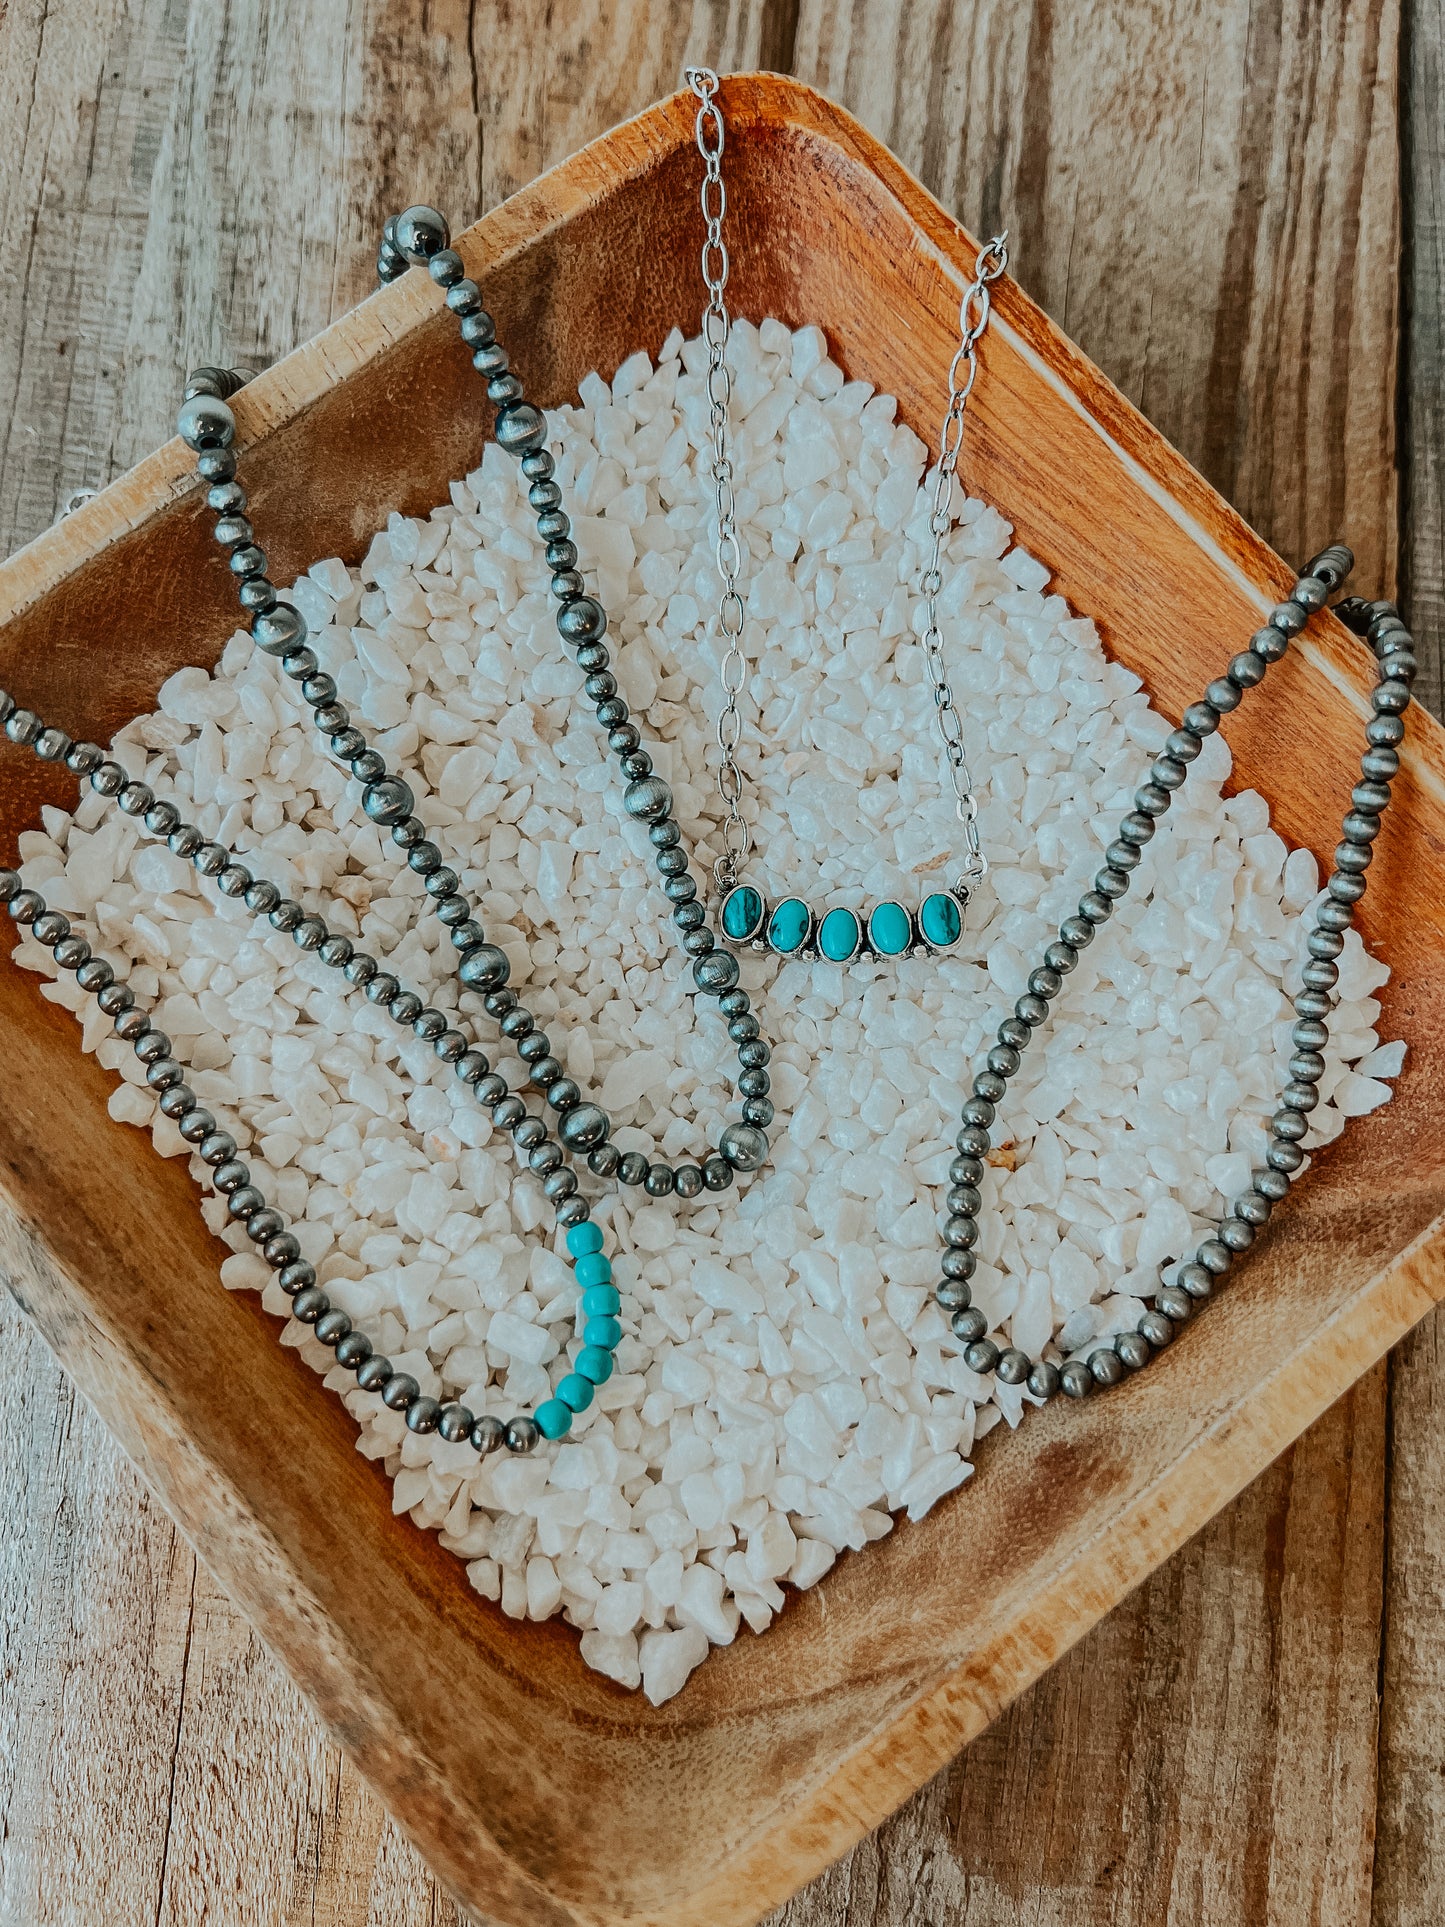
[0,182,1417,1453]
[686,65,1007,968]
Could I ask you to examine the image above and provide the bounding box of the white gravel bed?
[13,319,1402,1705]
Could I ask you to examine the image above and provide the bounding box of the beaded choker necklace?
[0,175,1418,1462]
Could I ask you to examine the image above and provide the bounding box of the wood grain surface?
[0,2,1436,1925]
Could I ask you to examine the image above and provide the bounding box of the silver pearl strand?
[0,716,655,1450]
[933,550,1418,1399]
[1,190,1415,1429]
[187,208,773,1204]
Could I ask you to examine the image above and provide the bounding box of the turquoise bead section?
[575,1344,615,1385]
[817,906,861,963]
[534,1398,572,1439]
[721,883,765,942]
[573,1252,612,1287]
[566,1221,603,1258]
[868,900,912,956]
[767,896,811,955]
[557,1372,595,1413]
[581,1284,621,1318]
[584,1315,623,1350]
[919,890,963,950]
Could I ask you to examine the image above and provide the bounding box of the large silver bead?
[719,1122,767,1171]
[361,776,414,825]
[623,776,672,821]
[177,393,235,450]
[557,1103,608,1151]
[252,603,306,657]
[458,942,510,991]
[394,205,450,264]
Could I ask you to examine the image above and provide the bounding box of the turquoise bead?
[584,1314,623,1350]
[818,906,861,963]
[573,1251,613,1287]
[557,1372,594,1413]
[575,1344,614,1384]
[767,896,811,955]
[534,1398,572,1440]
[566,1221,603,1257]
[868,900,912,956]
[721,883,765,942]
[581,1284,621,1317]
[919,890,963,950]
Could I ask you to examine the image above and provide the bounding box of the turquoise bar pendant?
[718,882,971,964]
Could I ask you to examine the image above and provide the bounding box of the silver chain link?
[685,66,750,887]
[684,64,1007,894]
[921,232,1009,884]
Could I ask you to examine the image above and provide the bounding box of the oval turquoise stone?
[722,884,764,941]
[767,896,811,954]
[868,900,912,956]
[580,1284,620,1318]
[566,1221,603,1257]
[919,890,963,950]
[534,1397,572,1440]
[573,1252,612,1288]
[818,906,861,963]
[584,1315,623,1351]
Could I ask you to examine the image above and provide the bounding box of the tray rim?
[1,70,1442,1927]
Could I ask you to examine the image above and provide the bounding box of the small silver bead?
[1138,1309,1175,1348]
[1233,1190,1272,1227]
[1290,576,1328,613]
[1027,1360,1061,1399]
[1156,1284,1193,1322]
[381,1373,421,1411]
[1115,1330,1151,1371]
[1089,1348,1125,1387]
[995,1347,1030,1385]
[1060,1360,1094,1399]
[437,1403,474,1443]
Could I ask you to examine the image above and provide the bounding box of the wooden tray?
[1,74,1442,1927]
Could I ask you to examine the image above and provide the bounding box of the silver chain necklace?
[686,65,1008,967]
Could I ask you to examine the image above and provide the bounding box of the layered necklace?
[0,75,1418,1464]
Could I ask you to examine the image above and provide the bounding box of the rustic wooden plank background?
[0,0,1438,1922]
